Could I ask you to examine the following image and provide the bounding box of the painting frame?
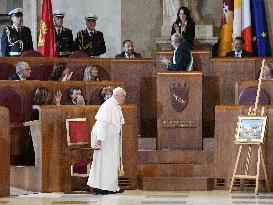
[235,115,267,144]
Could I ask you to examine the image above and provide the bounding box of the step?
[138,164,206,177]
[138,150,214,164]
[139,177,214,191]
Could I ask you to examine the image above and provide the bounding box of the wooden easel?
[229,59,270,195]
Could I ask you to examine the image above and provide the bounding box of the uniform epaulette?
[63,27,71,31]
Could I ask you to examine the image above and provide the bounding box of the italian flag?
[233,0,253,52]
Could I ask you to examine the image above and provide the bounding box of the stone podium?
[157,71,202,150]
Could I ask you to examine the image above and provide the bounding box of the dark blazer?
[1,25,33,56]
[74,29,106,56]
[171,19,195,48]
[115,52,142,58]
[55,26,74,57]
[8,73,33,80]
[167,42,192,71]
[225,50,253,57]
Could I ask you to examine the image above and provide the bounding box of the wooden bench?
[0,106,10,197]
[11,105,138,192]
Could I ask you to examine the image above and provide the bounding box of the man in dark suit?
[53,10,74,57]
[115,40,142,58]
[161,33,193,71]
[225,37,253,57]
[74,14,106,57]
[1,8,33,57]
[8,61,33,80]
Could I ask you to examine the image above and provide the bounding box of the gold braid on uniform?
[5,27,24,50]
[79,30,92,50]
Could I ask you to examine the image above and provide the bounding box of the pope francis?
[87,87,126,194]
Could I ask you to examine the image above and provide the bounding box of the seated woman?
[48,62,73,81]
[32,87,62,120]
[262,63,273,80]
[171,6,195,48]
[24,87,62,165]
[101,86,114,104]
[83,65,100,81]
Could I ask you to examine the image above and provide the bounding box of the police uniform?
[1,8,33,57]
[53,10,74,57]
[74,15,106,56]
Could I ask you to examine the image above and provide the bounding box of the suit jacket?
[1,25,33,56]
[55,26,74,57]
[8,73,33,80]
[74,29,106,56]
[115,52,142,58]
[225,50,253,57]
[171,19,195,48]
[167,42,192,71]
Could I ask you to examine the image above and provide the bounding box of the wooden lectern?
[157,72,203,150]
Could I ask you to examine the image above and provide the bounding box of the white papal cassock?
[87,96,124,191]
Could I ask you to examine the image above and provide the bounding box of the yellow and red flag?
[37,0,56,57]
[218,0,234,56]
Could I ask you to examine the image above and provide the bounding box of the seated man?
[161,33,193,71]
[115,40,142,58]
[8,61,33,80]
[66,86,85,105]
[225,37,253,57]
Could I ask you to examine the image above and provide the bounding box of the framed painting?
[235,116,267,144]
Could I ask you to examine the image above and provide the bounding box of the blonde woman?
[83,65,100,81]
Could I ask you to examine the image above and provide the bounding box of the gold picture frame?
[235,116,267,144]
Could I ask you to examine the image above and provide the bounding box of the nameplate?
[162,120,197,128]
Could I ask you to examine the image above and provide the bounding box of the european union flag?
[251,0,271,56]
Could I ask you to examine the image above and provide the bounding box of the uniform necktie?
[58,28,61,35]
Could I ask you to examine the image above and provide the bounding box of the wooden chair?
[66,118,91,177]
[239,86,270,105]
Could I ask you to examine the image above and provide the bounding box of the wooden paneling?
[157,72,202,150]
[11,105,138,192]
[0,106,10,197]
[111,59,156,138]
[214,105,273,190]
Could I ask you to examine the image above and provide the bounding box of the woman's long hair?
[175,6,193,24]
[49,62,67,81]
[34,87,53,105]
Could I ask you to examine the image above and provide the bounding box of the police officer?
[75,14,106,57]
[1,8,33,57]
[53,10,74,57]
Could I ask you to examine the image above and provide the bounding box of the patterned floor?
[1,190,273,205]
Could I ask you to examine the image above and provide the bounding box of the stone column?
[161,0,180,37]
[23,0,38,49]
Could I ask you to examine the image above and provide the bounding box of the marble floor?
[1,189,273,205]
